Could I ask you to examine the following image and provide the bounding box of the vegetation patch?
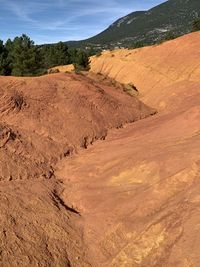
[96,51,102,57]
[73,50,91,72]
[192,17,200,32]
[10,90,26,111]
[0,34,90,77]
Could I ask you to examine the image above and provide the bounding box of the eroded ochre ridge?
[1,31,200,267]
[0,71,154,266]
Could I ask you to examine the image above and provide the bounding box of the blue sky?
[0,0,166,44]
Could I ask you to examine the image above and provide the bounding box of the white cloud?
[1,0,133,30]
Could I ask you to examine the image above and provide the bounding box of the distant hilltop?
[66,0,200,49]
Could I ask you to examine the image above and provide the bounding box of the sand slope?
[0,73,153,181]
[57,104,200,266]
[55,32,200,266]
[0,72,154,266]
[90,31,200,111]
[1,32,200,267]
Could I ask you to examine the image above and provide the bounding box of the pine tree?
[0,40,12,75]
[0,35,91,76]
[53,42,69,66]
[73,50,90,72]
[10,34,42,76]
[69,48,78,64]
[4,38,13,75]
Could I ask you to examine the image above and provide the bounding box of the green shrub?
[128,41,144,50]
[192,17,200,32]
[73,50,90,72]
[96,51,102,57]
[157,31,178,45]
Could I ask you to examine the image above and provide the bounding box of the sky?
[0,0,166,44]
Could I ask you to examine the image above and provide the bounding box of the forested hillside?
[67,0,200,49]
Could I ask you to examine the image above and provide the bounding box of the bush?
[163,32,176,41]
[10,90,26,110]
[73,50,90,72]
[157,32,177,45]
[128,41,144,50]
[192,17,200,32]
[96,51,102,57]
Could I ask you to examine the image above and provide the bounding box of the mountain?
[67,0,200,49]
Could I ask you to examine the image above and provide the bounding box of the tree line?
[0,34,90,77]
[1,17,200,77]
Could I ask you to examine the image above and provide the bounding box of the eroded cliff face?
[90,31,200,111]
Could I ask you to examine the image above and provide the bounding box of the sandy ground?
[1,31,200,266]
[0,72,153,266]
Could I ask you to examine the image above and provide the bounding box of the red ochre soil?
[0,72,154,266]
[1,31,200,267]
